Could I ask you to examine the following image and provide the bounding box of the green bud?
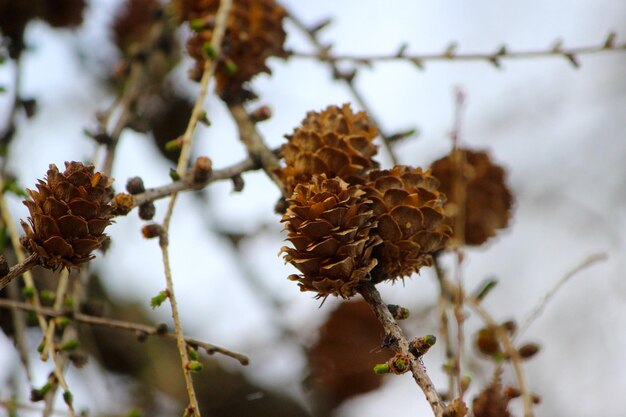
[55,316,72,328]
[473,278,498,302]
[373,363,390,374]
[40,290,55,303]
[63,297,74,309]
[31,382,53,402]
[188,349,200,361]
[150,290,169,309]
[423,334,437,346]
[394,358,408,371]
[59,339,80,352]
[169,168,180,182]
[190,18,204,32]
[165,137,182,151]
[198,111,211,126]
[203,43,217,58]
[22,286,35,298]
[187,360,203,372]
[224,59,238,75]
[63,390,73,406]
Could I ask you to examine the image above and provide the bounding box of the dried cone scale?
[280,175,381,299]
[430,149,513,246]
[176,0,288,102]
[277,104,380,196]
[362,166,452,282]
[20,162,114,270]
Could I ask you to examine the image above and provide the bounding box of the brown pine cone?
[20,162,115,270]
[177,0,287,103]
[277,104,379,196]
[430,149,513,246]
[362,166,452,282]
[280,175,381,299]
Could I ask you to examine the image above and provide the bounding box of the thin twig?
[41,270,69,362]
[130,153,264,208]
[41,270,76,417]
[290,34,626,69]
[359,283,445,417]
[433,257,457,399]
[100,16,170,176]
[6,274,32,382]
[157,1,233,415]
[1,399,68,417]
[101,60,144,177]
[286,11,401,165]
[449,88,467,399]
[0,298,249,365]
[227,103,287,197]
[517,253,607,338]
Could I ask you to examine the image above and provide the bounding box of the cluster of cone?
[174,0,288,103]
[279,105,513,299]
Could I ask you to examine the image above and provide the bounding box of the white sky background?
[1,0,625,416]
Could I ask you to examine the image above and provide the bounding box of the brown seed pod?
[20,162,114,270]
[475,326,501,357]
[430,148,513,246]
[279,175,381,299]
[277,104,380,197]
[518,342,540,359]
[177,0,288,103]
[362,166,452,282]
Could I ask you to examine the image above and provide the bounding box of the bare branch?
[290,34,626,69]
[359,283,445,417]
[0,298,249,365]
[518,253,608,337]
[0,252,37,291]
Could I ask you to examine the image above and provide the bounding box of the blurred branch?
[433,257,456,399]
[359,283,445,417]
[518,252,607,338]
[0,252,37,291]
[227,103,288,197]
[286,11,404,165]
[100,13,172,176]
[466,297,533,417]
[0,298,249,365]
[290,32,626,69]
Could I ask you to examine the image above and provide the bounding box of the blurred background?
[0,0,625,416]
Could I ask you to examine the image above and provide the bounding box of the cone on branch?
[176,0,288,103]
[362,166,452,282]
[277,104,380,196]
[430,148,513,246]
[279,175,381,299]
[20,162,114,270]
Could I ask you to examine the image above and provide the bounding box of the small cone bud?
[192,156,212,184]
[125,177,146,194]
[518,343,540,359]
